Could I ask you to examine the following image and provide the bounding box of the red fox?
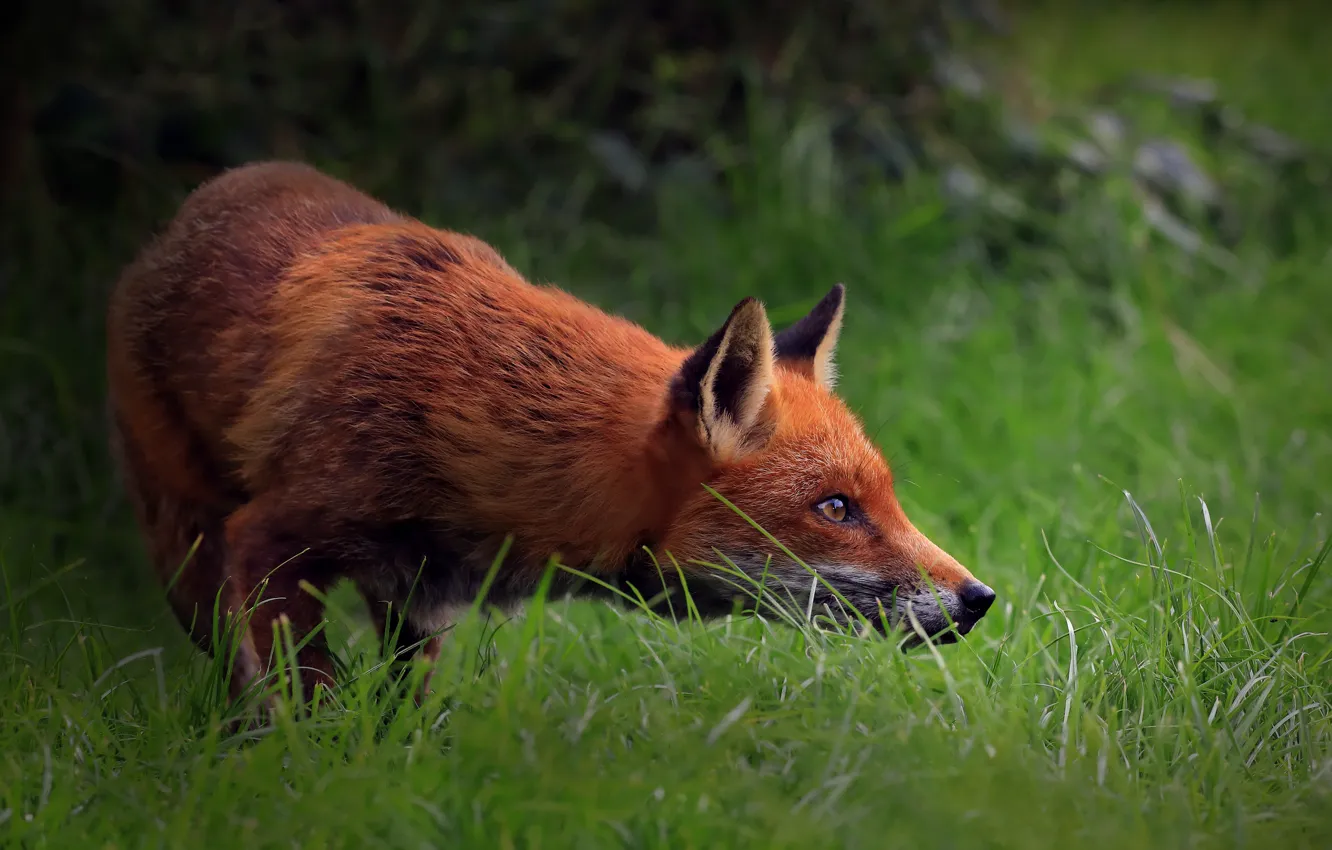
[107,161,996,701]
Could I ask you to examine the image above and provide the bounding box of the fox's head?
[652,285,995,645]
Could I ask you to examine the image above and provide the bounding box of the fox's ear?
[774,283,845,389]
[670,297,776,461]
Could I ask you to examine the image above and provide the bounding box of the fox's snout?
[784,529,997,644]
[888,533,997,643]
[913,576,997,642]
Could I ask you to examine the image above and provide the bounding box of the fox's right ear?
[773,283,844,389]
[670,297,776,462]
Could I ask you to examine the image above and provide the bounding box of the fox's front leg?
[222,498,339,706]
[367,598,446,705]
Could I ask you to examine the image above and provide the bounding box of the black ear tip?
[802,284,844,323]
[796,284,844,321]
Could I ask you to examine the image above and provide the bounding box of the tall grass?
[2,485,1328,846]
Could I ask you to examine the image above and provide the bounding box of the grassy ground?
[4,23,1332,850]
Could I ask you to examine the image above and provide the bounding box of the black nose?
[959,580,996,616]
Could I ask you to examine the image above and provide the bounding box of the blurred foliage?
[7,0,994,213]
[4,0,1330,270]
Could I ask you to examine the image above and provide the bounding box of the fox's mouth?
[779,584,982,645]
[675,560,995,646]
[891,606,985,649]
[954,616,980,637]
[885,578,996,649]
[897,624,962,650]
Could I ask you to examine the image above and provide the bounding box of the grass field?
[4,23,1332,850]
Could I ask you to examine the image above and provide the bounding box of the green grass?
[4,61,1332,850]
[1007,1,1332,146]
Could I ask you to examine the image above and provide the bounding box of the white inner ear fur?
[698,301,775,462]
[811,295,845,390]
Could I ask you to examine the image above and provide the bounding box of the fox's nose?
[959,580,996,617]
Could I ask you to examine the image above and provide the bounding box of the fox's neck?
[427,342,713,575]
[559,412,713,574]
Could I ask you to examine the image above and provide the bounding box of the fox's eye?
[815,495,849,523]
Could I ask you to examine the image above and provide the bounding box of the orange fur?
[107,161,996,703]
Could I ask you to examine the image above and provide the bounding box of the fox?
[106,161,997,702]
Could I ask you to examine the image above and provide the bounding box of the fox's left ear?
[774,283,845,390]
[670,297,776,462]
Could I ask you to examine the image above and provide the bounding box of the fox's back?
[227,218,698,555]
[110,160,699,555]
[107,162,403,472]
